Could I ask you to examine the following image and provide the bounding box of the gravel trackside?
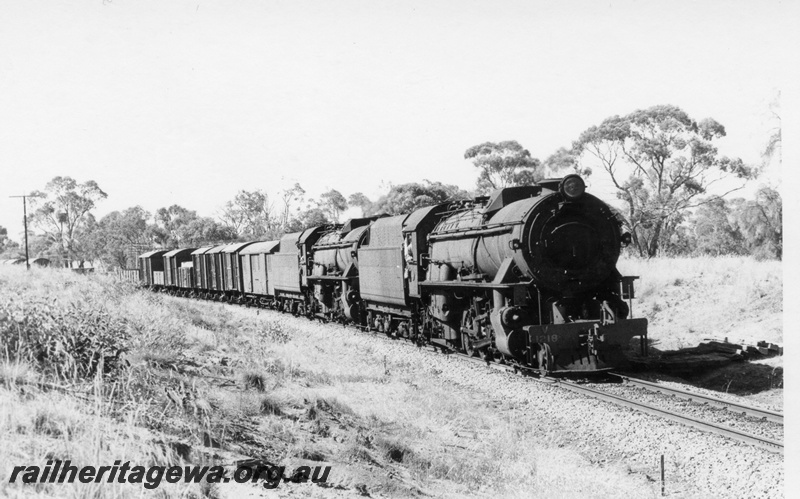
[579,382,783,443]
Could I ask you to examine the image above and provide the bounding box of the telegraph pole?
[9,194,40,270]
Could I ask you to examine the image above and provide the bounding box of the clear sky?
[1,0,797,238]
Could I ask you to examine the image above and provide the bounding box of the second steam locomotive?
[139,175,647,375]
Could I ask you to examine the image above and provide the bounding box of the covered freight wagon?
[138,250,168,287]
[162,248,195,288]
[191,246,214,291]
[204,245,228,293]
[222,242,257,293]
[240,240,280,296]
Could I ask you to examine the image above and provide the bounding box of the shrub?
[242,371,266,391]
[0,297,128,380]
[259,396,283,416]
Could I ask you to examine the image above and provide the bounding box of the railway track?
[439,349,783,454]
[552,377,783,455]
[609,373,783,424]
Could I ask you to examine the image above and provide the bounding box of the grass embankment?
[618,256,783,402]
[1,267,654,498]
[618,256,782,350]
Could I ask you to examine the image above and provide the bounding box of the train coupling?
[521,318,648,373]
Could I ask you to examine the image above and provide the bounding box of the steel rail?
[445,353,782,454]
[609,373,783,424]
[551,379,783,454]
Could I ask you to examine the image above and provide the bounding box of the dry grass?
[617,256,782,350]
[0,367,193,498]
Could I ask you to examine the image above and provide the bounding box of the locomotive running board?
[306,275,354,282]
[307,263,358,282]
[546,367,614,376]
[419,281,528,290]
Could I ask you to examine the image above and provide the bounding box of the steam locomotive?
[138,175,647,374]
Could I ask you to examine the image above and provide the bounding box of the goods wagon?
[163,248,196,288]
[204,245,228,293]
[240,240,280,300]
[191,246,214,291]
[177,262,194,290]
[222,242,257,296]
[138,250,168,287]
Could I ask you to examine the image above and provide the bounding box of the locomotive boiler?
[307,217,378,321]
[422,175,647,373]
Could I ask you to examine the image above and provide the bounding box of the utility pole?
[9,193,40,270]
[57,211,68,268]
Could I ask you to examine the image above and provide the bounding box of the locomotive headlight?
[560,175,585,200]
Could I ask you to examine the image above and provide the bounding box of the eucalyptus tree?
[572,105,754,257]
[464,140,544,194]
[28,176,107,267]
[319,189,348,223]
[368,181,469,216]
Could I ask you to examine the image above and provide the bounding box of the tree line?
[0,104,781,268]
[0,177,473,269]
